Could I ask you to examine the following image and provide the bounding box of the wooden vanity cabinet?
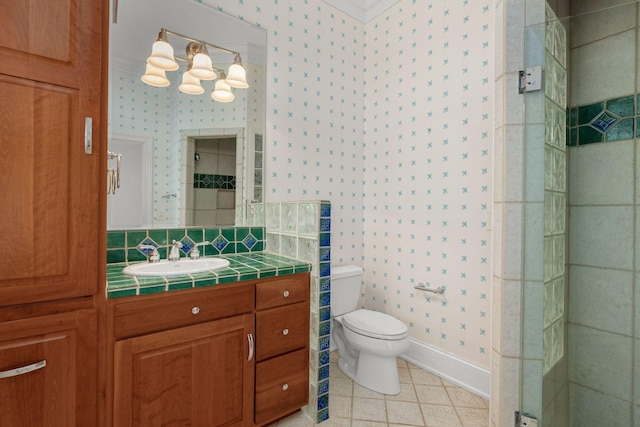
[108,273,310,427]
[110,283,256,427]
[254,274,310,426]
[114,314,255,427]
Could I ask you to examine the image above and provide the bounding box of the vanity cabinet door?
[0,309,97,427]
[113,314,255,427]
[0,0,103,306]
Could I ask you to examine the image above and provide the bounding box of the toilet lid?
[342,309,408,340]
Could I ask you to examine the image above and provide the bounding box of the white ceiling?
[322,0,400,23]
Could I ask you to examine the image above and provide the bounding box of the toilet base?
[337,351,401,395]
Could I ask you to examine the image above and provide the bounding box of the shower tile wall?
[192,138,236,226]
[567,1,639,425]
[265,200,331,423]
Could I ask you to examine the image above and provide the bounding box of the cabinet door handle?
[283,290,290,297]
[84,117,93,154]
[282,383,289,391]
[282,328,289,336]
[191,306,200,315]
[247,334,254,361]
[0,360,46,379]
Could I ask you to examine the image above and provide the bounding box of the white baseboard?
[400,338,490,400]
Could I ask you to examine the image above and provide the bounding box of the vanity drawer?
[112,283,255,339]
[256,273,309,310]
[256,302,309,361]
[255,348,309,426]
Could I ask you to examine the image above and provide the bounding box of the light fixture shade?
[189,53,217,80]
[211,79,235,102]
[225,62,249,89]
[147,39,179,71]
[141,63,170,87]
[179,71,204,95]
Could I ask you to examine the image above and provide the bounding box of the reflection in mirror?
[108,0,266,230]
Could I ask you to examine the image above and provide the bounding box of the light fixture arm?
[160,28,240,58]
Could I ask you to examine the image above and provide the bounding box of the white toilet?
[330,265,410,395]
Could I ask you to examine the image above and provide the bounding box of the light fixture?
[186,42,217,81]
[211,71,235,102]
[147,30,179,71]
[141,28,249,102]
[141,63,170,87]
[225,54,249,89]
[179,70,204,95]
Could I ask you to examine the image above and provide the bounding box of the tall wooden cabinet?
[0,0,103,305]
[0,0,104,425]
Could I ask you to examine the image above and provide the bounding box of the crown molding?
[322,0,400,23]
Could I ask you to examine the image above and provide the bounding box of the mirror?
[107,0,266,230]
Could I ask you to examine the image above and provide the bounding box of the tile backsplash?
[107,226,265,264]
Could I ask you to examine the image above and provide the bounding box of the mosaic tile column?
[265,200,332,423]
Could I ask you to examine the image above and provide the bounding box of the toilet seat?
[341,309,408,340]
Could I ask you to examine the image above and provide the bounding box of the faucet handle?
[190,246,201,260]
[190,241,211,260]
[168,240,183,261]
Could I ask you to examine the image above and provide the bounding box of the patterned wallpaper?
[362,1,493,367]
[143,0,494,369]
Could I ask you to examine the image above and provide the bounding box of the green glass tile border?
[139,285,166,295]
[108,288,138,299]
[193,174,236,189]
[607,95,634,118]
[107,231,125,249]
[567,93,638,146]
[168,282,193,292]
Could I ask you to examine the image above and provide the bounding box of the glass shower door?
[520,4,569,426]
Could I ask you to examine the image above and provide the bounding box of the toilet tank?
[330,265,363,316]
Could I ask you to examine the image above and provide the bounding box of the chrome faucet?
[168,240,183,261]
[190,241,211,260]
[139,244,160,263]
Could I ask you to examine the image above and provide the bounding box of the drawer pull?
[191,306,200,315]
[247,334,254,361]
[0,360,46,379]
[282,383,289,391]
[283,290,290,297]
[282,328,289,336]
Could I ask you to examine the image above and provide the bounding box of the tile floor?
[270,352,490,427]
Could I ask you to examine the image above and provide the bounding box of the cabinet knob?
[191,306,200,315]
[282,384,289,391]
[282,328,289,336]
[283,290,290,297]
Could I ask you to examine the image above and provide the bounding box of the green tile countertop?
[106,252,312,299]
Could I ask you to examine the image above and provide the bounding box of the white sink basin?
[123,258,230,277]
